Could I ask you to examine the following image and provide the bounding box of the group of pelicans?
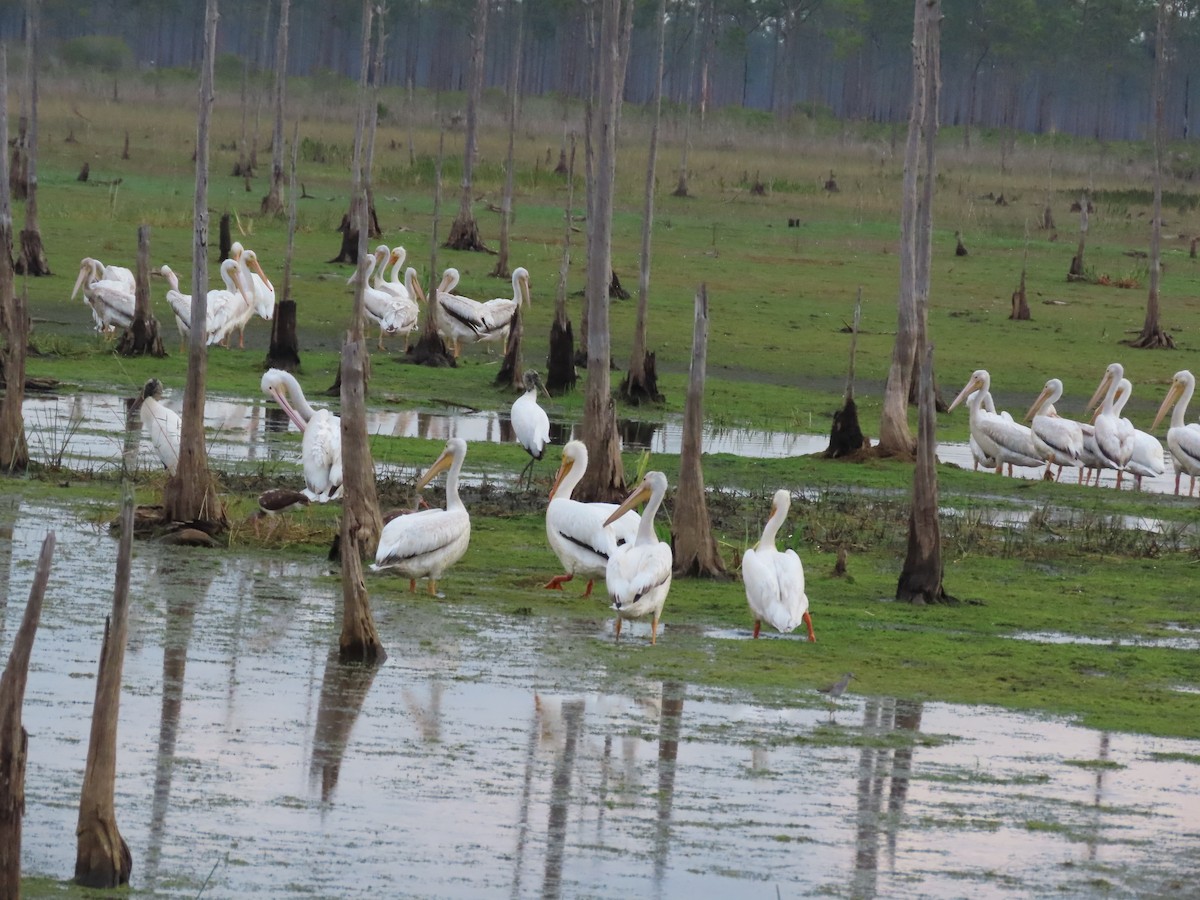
[950,363,1200,495]
[137,364,815,645]
[74,243,532,359]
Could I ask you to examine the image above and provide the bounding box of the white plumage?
[229,243,276,348]
[544,440,641,597]
[73,258,135,333]
[512,369,551,488]
[604,471,673,645]
[159,259,253,348]
[1086,363,1136,488]
[434,267,528,357]
[742,489,815,640]
[948,370,1043,474]
[1025,377,1085,481]
[1152,369,1200,496]
[261,369,343,502]
[372,437,471,595]
[1112,378,1165,490]
[138,378,180,475]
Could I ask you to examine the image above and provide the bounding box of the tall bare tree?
[266,122,301,371]
[672,285,725,576]
[0,46,28,475]
[260,0,290,217]
[116,225,165,357]
[491,0,524,280]
[672,0,702,198]
[577,0,627,503]
[0,532,52,897]
[162,0,225,530]
[15,0,49,276]
[1132,0,1176,350]
[445,0,490,251]
[545,136,577,395]
[410,131,454,367]
[620,0,667,406]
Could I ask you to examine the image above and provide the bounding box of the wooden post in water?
[0,532,54,898]
[74,497,134,887]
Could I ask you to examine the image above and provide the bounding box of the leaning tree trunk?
[445,0,490,252]
[266,122,301,371]
[545,136,577,395]
[117,225,165,356]
[620,0,667,406]
[877,0,931,459]
[15,2,49,277]
[491,0,523,280]
[163,0,225,531]
[577,0,626,503]
[1131,0,1176,350]
[74,496,134,887]
[260,0,289,216]
[897,344,952,604]
[0,45,28,476]
[671,285,725,577]
[0,532,53,898]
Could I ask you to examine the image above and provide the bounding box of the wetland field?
[3,73,1200,897]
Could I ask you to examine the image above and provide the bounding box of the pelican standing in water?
[1086,363,1135,488]
[1025,378,1085,482]
[544,440,641,597]
[1152,370,1200,496]
[1111,378,1165,490]
[138,378,180,475]
[604,471,673,644]
[512,370,551,488]
[372,438,471,596]
[948,370,1043,475]
[261,369,343,502]
[743,489,816,641]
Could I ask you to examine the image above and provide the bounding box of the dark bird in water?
[253,488,311,537]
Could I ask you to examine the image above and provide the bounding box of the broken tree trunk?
[490,0,523,280]
[15,6,49,277]
[1010,265,1031,320]
[0,47,28,476]
[260,0,290,217]
[445,0,490,252]
[409,132,454,367]
[0,531,54,898]
[896,345,953,604]
[826,290,865,458]
[74,496,134,887]
[266,121,302,372]
[495,305,524,388]
[671,285,725,577]
[117,225,165,357]
[545,136,577,395]
[1068,191,1089,280]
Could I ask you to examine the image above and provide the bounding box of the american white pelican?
[73,258,136,334]
[229,246,275,348]
[1152,370,1200,496]
[253,488,310,537]
[159,259,253,348]
[1111,378,1165,490]
[742,488,815,641]
[372,437,471,595]
[71,257,135,299]
[260,369,343,502]
[1086,363,1135,489]
[1025,378,1084,481]
[377,245,410,299]
[380,268,423,350]
[543,440,641,597]
[138,378,180,475]
[477,266,530,349]
[352,247,421,351]
[512,370,551,488]
[604,471,673,644]
[434,267,523,357]
[948,370,1043,474]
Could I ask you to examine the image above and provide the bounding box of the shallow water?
[20,390,1190,496]
[4,500,1199,898]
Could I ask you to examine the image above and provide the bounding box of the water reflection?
[311,652,380,804]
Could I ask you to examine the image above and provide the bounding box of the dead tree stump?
[0,532,54,898]
[77,162,89,182]
[1010,267,1031,320]
[218,213,232,261]
[608,270,630,300]
[117,224,165,357]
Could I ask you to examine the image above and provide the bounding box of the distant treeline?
[2,0,1194,143]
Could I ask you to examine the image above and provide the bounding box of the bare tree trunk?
[0,46,28,475]
[7,116,26,203]
[267,121,301,371]
[673,0,702,197]
[0,532,53,897]
[577,0,626,503]
[163,0,225,531]
[74,496,134,887]
[1068,191,1090,280]
[546,136,577,395]
[445,0,490,252]
[15,1,49,277]
[492,0,523,279]
[826,291,865,458]
[897,345,952,604]
[260,0,289,217]
[620,0,667,406]
[1010,241,1032,320]
[671,285,725,577]
[117,225,165,357]
[495,305,524,388]
[234,56,252,176]
[877,0,932,459]
[1132,0,1176,350]
[411,131,454,367]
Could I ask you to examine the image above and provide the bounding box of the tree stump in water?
[825,397,865,458]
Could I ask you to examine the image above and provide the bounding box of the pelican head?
[549,441,585,501]
[260,369,309,433]
[949,370,990,412]
[1152,370,1194,431]
[416,437,468,491]
[230,241,244,260]
[438,267,461,294]
[242,248,275,298]
[1087,362,1125,415]
[1025,378,1064,422]
[604,471,667,527]
[390,246,407,270]
[404,267,425,303]
[71,257,103,300]
[513,267,531,307]
[142,378,165,402]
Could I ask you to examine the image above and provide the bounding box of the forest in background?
[2,0,1200,144]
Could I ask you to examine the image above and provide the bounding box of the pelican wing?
[1031,414,1084,464]
[140,401,181,475]
[1167,425,1200,477]
[438,293,491,335]
[743,546,807,633]
[547,499,622,576]
[607,542,673,607]
[1127,430,1165,478]
[976,412,1042,467]
[301,410,342,501]
[86,280,136,330]
[374,507,470,569]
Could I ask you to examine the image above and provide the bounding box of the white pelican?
[512,370,551,488]
[1025,378,1084,481]
[138,378,180,476]
[948,370,1043,474]
[377,245,410,299]
[372,437,471,596]
[1152,370,1200,496]
[434,267,522,357]
[544,440,641,597]
[477,266,530,349]
[604,471,673,645]
[229,245,275,348]
[742,489,815,641]
[260,369,343,502]
[352,247,420,351]
[1086,363,1135,488]
[1111,378,1165,490]
[159,259,253,348]
[71,256,135,300]
[380,268,423,350]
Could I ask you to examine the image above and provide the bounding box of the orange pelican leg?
[409,578,417,593]
[803,611,816,643]
[753,619,761,640]
[544,573,574,591]
[427,579,438,597]
[583,579,595,597]
[650,615,659,645]
[614,617,622,640]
